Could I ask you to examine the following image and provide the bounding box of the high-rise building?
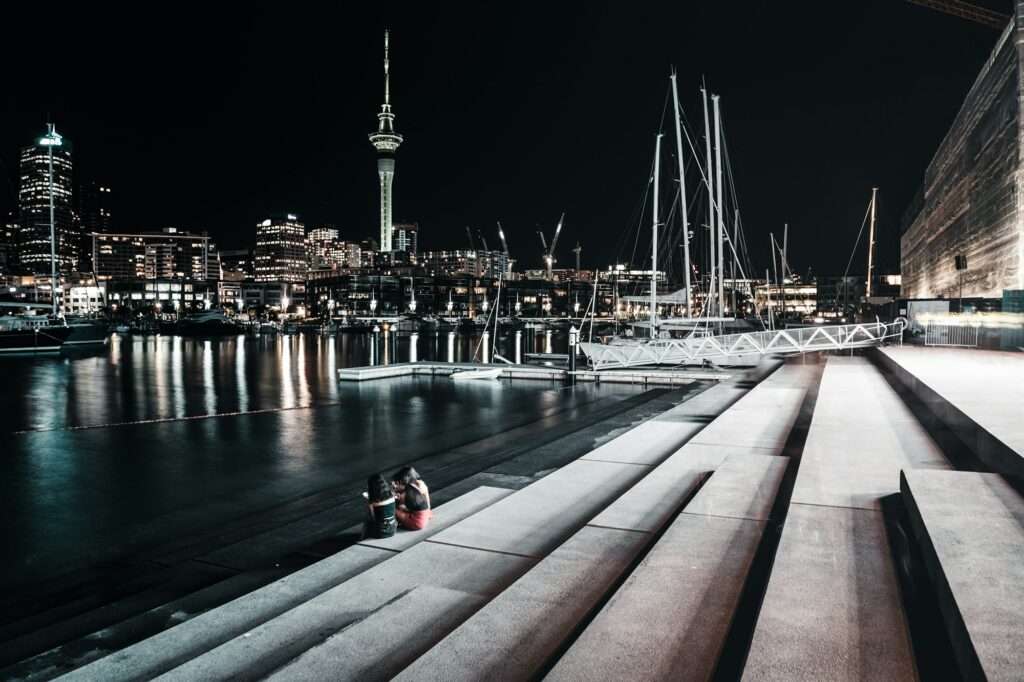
[369,31,403,252]
[76,181,112,272]
[306,225,340,271]
[91,228,212,281]
[220,248,255,281]
[254,213,306,282]
[17,125,76,275]
[77,181,112,233]
[392,221,418,254]
[420,249,507,279]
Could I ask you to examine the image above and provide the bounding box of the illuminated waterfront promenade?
[1,346,1022,680]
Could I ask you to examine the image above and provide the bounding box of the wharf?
[337,361,731,385]
[4,348,1024,680]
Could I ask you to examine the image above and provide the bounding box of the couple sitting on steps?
[363,466,432,540]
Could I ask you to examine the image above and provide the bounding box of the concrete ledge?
[64,487,510,682]
[395,471,706,681]
[157,542,530,681]
[741,504,915,681]
[547,514,765,682]
[877,347,1024,483]
[265,586,486,682]
[901,469,1024,681]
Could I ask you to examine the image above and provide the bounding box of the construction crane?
[537,212,565,280]
[572,242,582,276]
[904,0,1009,29]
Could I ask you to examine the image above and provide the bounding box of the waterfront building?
[220,248,254,281]
[105,279,218,311]
[369,31,403,252]
[91,228,212,281]
[392,221,418,254]
[16,126,76,275]
[901,6,1024,301]
[254,213,306,282]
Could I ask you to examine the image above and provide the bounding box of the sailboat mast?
[652,134,663,335]
[670,70,691,317]
[47,125,58,316]
[701,86,715,316]
[712,94,725,318]
[866,187,878,298]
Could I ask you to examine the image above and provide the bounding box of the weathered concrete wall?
[901,8,1024,300]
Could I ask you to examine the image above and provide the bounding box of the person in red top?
[392,466,432,530]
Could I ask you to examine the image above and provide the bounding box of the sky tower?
[369,30,402,252]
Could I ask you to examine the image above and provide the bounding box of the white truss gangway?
[578,320,906,370]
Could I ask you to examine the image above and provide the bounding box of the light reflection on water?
[0,330,643,593]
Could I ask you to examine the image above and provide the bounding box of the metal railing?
[924,322,979,348]
[579,320,906,370]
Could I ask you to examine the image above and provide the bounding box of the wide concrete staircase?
[6,349,1023,681]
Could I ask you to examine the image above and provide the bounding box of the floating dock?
[336,361,731,385]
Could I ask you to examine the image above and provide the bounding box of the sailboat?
[579,73,762,368]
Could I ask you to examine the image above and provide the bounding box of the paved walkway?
[878,347,1024,461]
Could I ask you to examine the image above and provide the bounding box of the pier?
[1,348,1022,680]
[336,361,730,385]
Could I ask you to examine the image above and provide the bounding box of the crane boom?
[465,226,476,251]
[550,212,565,254]
[477,229,489,252]
[538,229,548,252]
[497,222,509,255]
[904,0,1009,29]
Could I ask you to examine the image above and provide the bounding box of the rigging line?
[838,198,875,311]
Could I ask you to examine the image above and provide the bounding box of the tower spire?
[369,30,403,253]
[384,30,390,106]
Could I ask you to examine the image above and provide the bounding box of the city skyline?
[0,2,1010,274]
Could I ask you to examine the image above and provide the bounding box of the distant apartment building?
[420,249,507,279]
[254,213,306,282]
[16,126,77,274]
[92,228,212,281]
[392,222,418,254]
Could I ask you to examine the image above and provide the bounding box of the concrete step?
[0,561,235,672]
[901,469,1024,681]
[150,379,753,681]
[375,368,813,682]
[740,356,939,681]
[61,485,512,682]
[390,466,709,681]
[0,567,291,681]
[544,452,789,682]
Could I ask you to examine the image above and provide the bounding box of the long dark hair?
[367,474,393,503]
[392,466,421,487]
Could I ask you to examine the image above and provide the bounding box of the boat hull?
[0,326,73,353]
[64,322,110,346]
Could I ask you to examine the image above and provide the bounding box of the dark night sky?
[0,1,1010,275]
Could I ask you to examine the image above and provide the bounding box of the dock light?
[409,300,417,312]
[236,298,244,309]
[8,287,15,294]
[281,296,290,310]
[447,299,454,314]
[155,302,162,312]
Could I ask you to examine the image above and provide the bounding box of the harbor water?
[0,330,643,593]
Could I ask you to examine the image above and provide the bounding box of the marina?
[1,2,1023,680]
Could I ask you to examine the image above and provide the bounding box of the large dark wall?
[901,7,1024,300]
